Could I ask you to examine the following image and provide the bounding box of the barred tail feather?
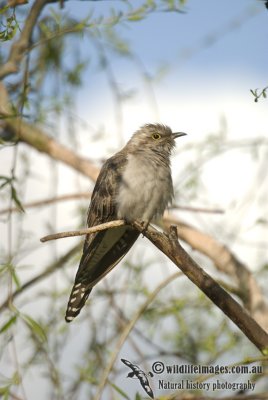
[65,282,92,322]
[65,228,139,322]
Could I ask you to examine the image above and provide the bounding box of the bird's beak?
[172,132,187,139]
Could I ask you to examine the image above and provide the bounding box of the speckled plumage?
[65,124,186,322]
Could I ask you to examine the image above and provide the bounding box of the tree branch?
[164,215,268,331]
[0,82,100,181]
[170,204,224,214]
[0,192,90,215]
[131,221,268,354]
[5,117,100,181]
[38,220,268,353]
[0,0,51,80]
[40,220,125,242]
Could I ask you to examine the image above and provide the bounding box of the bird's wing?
[121,359,140,372]
[65,153,140,322]
[136,372,154,399]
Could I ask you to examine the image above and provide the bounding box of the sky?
[1,0,268,399]
[66,0,268,153]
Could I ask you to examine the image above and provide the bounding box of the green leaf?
[0,264,9,275]
[0,13,19,42]
[110,382,130,399]
[66,62,86,86]
[256,218,268,225]
[10,267,21,289]
[11,185,25,212]
[127,13,145,21]
[0,386,9,396]
[49,8,62,26]
[11,372,20,386]
[0,175,12,189]
[0,372,20,398]
[21,314,47,343]
[0,5,9,14]
[0,315,17,334]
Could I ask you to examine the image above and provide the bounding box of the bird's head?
[126,372,135,378]
[128,123,186,155]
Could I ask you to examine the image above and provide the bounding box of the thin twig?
[170,205,224,214]
[40,220,125,242]
[0,192,90,215]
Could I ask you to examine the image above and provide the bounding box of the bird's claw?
[140,220,149,237]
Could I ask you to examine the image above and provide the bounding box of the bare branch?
[0,192,90,215]
[8,0,28,6]
[164,214,268,331]
[170,205,224,214]
[5,117,100,181]
[0,82,100,181]
[40,220,125,242]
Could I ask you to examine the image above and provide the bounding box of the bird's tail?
[65,282,92,322]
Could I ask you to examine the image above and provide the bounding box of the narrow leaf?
[110,382,130,400]
[0,315,17,334]
[11,185,25,212]
[11,267,21,289]
[21,314,47,343]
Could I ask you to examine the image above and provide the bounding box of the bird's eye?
[152,133,161,140]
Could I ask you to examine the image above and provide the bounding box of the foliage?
[250,86,268,102]
[0,8,20,42]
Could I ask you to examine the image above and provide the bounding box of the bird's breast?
[116,153,173,222]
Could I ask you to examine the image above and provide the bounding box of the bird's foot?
[140,220,149,237]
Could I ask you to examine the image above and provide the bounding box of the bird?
[65,123,186,322]
[121,358,154,399]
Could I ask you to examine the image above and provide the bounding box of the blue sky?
[62,0,268,146]
[116,0,267,71]
[74,0,268,86]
